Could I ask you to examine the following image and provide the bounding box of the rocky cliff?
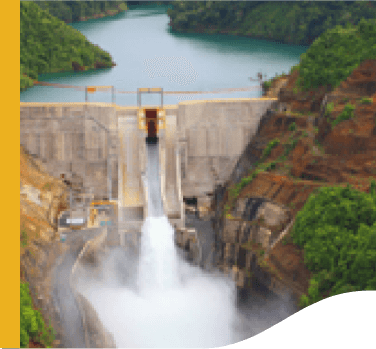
[20,145,70,347]
[211,59,376,304]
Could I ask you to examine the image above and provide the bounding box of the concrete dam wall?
[20,103,119,200]
[20,97,277,217]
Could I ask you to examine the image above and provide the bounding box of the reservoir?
[20,3,307,106]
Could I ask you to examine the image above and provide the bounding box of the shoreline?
[77,4,128,23]
[168,22,311,48]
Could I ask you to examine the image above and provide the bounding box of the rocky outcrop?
[21,146,69,229]
[94,60,117,69]
[20,145,71,347]
[72,61,84,71]
[211,60,376,303]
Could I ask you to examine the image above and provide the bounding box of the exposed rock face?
[21,146,69,232]
[72,61,84,71]
[20,145,71,347]
[264,77,289,99]
[94,61,106,69]
[211,60,376,302]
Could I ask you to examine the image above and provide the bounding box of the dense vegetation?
[296,19,376,91]
[292,184,376,308]
[218,13,376,304]
[21,281,55,348]
[167,1,376,46]
[34,0,127,23]
[20,1,115,91]
[227,95,376,301]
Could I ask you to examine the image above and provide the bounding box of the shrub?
[288,122,297,131]
[332,103,355,127]
[262,138,280,159]
[239,176,253,190]
[263,80,272,89]
[360,97,372,105]
[21,229,28,248]
[42,183,51,190]
[325,102,334,118]
[20,282,55,348]
[284,139,299,156]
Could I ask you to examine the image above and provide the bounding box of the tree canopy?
[33,0,127,23]
[20,1,116,91]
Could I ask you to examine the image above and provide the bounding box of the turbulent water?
[77,143,254,347]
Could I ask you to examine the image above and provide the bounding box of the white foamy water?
[73,136,301,348]
[78,143,251,347]
[137,216,181,293]
[80,214,244,347]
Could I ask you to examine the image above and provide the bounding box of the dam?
[20,87,277,240]
[21,88,288,347]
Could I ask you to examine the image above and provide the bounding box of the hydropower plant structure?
[21,86,286,347]
[20,86,278,242]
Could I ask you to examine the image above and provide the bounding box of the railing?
[33,82,262,95]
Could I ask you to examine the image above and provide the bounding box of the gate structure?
[136,87,166,144]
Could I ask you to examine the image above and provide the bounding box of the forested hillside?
[20,1,116,91]
[35,0,128,23]
[167,1,376,46]
[215,16,376,308]
[294,18,376,91]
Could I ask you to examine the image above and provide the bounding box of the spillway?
[77,142,253,347]
[137,143,180,293]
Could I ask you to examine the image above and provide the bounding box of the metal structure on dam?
[20,86,277,240]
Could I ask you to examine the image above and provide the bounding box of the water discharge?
[78,143,251,347]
